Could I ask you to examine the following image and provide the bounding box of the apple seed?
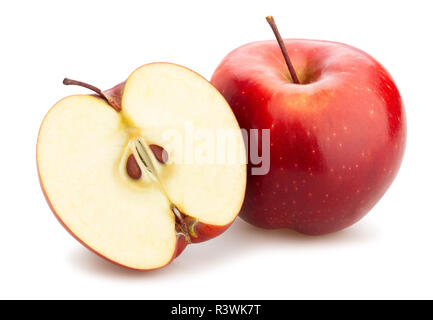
[126,154,142,180]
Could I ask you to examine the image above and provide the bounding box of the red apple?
[211,17,406,235]
[37,63,246,270]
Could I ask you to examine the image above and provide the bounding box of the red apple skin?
[211,39,406,235]
[103,82,124,112]
[190,221,233,243]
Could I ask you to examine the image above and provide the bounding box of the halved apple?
[37,63,246,270]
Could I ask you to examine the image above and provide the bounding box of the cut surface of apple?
[37,63,246,270]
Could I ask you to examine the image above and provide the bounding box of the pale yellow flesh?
[122,63,246,225]
[38,96,176,269]
[37,63,246,270]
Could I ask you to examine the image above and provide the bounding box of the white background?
[0,0,432,299]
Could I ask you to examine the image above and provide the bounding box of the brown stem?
[266,16,300,84]
[63,78,108,101]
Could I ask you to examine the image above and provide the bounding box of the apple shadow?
[69,218,380,279]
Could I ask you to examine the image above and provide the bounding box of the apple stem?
[63,78,108,101]
[266,16,300,84]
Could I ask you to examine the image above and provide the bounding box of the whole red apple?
[211,18,406,235]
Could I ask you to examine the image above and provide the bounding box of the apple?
[37,63,246,270]
[211,16,406,235]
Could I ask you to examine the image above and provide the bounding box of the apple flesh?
[38,63,246,270]
[211,39,406,235]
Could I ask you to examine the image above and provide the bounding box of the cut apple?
[37,63,246,270]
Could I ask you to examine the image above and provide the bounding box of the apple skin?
[190,221,232,243]
[211,39,406,235]
[175,221,232,257]
[103,82,124,112]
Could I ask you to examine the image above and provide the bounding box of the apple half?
[37,63,246,270]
